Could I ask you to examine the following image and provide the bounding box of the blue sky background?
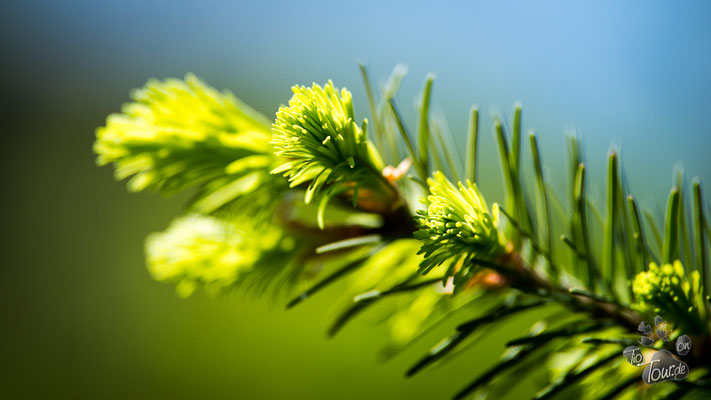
[4,0,710,202]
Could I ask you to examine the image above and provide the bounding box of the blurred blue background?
[2,1,710,398]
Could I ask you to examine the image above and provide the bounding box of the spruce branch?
[95,66,711,399]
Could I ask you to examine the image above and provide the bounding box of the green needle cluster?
[415,171,505,280]
[633,261,707,333]
[145,214,282,298]
[271,81,388,221]
[95,74,273,195]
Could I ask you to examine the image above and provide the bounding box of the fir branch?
[96,65,711,399]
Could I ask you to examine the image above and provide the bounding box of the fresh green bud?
[415,171,505,278]
[95,74,273,195]
[145,214,281,297]
[633,260,706,333]
[271,81,381,205]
